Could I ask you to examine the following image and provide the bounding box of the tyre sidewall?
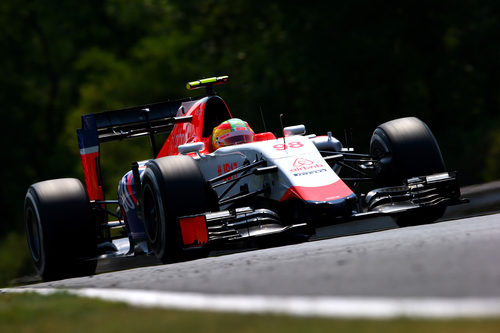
[370,117,448,225]
[24,190,47,275]
[142,166,171,260]
[370,117,446,184]
[24,178,97,280]
[141,156,210,263]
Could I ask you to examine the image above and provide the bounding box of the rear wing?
[77,97,201,200]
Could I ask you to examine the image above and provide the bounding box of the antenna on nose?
[280,113,286,146]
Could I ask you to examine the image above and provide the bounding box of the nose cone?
[280,180,354,202]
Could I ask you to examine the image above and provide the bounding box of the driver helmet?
[212,118,255,150]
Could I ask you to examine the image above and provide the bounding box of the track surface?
[28,213,500,299]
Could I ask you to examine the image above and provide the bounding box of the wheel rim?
[143,184,161,245]
[26,205,41,262]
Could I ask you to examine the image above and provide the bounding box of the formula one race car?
[24,76,463,281]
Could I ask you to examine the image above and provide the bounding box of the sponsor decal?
[293,168,328,177]
[217,162,238,180]
[290,158,324,173]
[119,174,136,212]
[172,124,195,149]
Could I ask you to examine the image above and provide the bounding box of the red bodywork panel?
[179,215,209,248]
[280,180,354,202]
[157,96,232,157]
[80,151,104,201]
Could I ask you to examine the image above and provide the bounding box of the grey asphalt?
[28,213,500,298]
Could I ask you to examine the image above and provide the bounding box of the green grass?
[0,232,36,287]
[1,293,499,333]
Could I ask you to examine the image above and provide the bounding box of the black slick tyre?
[141,155,211,263]
[24,178,97,281]
[370,117,447,226]
[370,117,445,184]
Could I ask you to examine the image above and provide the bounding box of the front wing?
[177,171,463,248]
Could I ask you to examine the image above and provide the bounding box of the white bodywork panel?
[193,135,347,204]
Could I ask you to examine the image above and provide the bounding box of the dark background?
[1,0,499,239]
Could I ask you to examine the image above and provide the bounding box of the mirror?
[178,142,205,155]
[283,125,306,137]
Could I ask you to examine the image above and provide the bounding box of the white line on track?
[3,287,500,319]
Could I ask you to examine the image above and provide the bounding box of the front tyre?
[370,117,447,226]
[141,155,212,263]
[24,178,97,281]
[370,117,446,184]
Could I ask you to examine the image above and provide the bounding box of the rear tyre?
[141,155,211,263]
[370,117,447,226]
[24,178,97,281]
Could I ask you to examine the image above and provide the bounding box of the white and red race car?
[24,76,463,280]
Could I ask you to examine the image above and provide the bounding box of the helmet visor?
[221,131,254,146]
